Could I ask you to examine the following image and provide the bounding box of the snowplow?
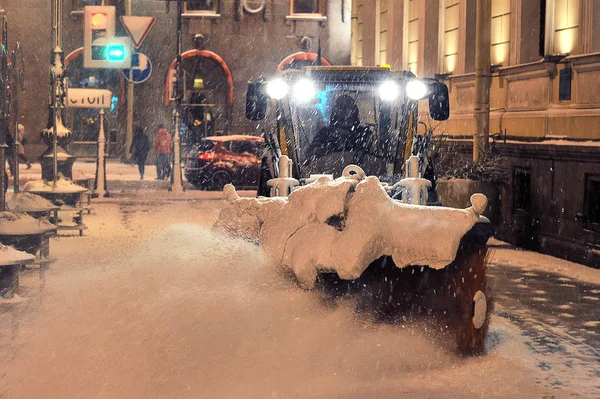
[215,67,493,355]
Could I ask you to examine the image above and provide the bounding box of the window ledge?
[182,13,221,19]
[286,15,327,22]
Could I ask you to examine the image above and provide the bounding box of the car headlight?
[406,80,428,100]
[266,78,289,100]
[292,78,316,103]
[379,80,400,101]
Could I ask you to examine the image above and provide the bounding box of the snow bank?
[0,243,36,265]
[7,192,57,212]
[23,177,88,194]
[216,173,489,288]
[0,211,56,235]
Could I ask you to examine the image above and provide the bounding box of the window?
[230,141,263,156]
[559,67,572,100]
[291,0,325,15]
[406,0,419,74]
[584,174,600,232]
[72,0,107,12]
[491,0,510,65]
[377,0,388,65]
[185,0,218,14]
[442,0,459,73]
[554,0,579,54]
[513,167,532,212]
[545,0,579,54]
[353,0,364,66]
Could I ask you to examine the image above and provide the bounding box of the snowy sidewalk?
[488,238,600,285]
[9,160,158,184]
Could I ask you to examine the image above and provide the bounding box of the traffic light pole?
[125,0,134,162]
[169,0,184,193]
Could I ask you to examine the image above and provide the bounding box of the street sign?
[66,88,113,109]
[122,52,152,84]
[120,16,156,49]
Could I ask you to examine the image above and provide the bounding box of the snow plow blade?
[215,174,494,356]
[315,221,494,356]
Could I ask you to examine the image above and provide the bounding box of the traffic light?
[84,6,131,69]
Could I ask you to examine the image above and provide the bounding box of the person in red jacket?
[153,124,173,180]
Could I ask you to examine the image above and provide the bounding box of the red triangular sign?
[120,16,156,49]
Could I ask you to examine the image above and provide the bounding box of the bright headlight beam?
[379,81,400,101]
[292,79,316,103]
[266,79,289,100]
[406,80,428,100]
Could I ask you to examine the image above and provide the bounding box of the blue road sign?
[122,52,152,84]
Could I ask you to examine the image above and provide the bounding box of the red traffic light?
[91,12,108,29]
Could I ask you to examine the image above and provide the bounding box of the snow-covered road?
[0,197,598,398]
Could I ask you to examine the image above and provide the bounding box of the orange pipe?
[276,52,331,73]
[64,47,84,68]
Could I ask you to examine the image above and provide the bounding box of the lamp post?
[171,0,184,193]
[165,0,184,193]
[0,16,10,211]
[40,0,73,185]
[11,42,25,194]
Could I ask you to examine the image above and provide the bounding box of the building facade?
[352,0,600,267]
[0,0,351,159]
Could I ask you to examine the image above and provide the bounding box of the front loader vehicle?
[246,67,449,188]
[218,66,492,355]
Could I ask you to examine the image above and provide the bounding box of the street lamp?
[165,0,184,193]
[40,0,75,185]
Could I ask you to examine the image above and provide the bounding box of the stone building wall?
[2,0,351,159]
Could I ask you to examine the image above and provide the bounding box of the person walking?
[153,124,173,180]
[130,127,151,180]
[16,124,32,169]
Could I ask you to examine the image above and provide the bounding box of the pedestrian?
[16,124,32,169]
[130,127,151,180]
[153,124,173,180]
[5,128,15,177]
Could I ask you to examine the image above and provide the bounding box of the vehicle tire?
[211,170,233,191]
[445,223,493,356]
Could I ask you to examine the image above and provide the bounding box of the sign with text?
[67,88,113,109]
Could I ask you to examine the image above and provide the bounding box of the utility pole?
[125,0,134,159]
[169,0,184,193]
[473,0,491,162]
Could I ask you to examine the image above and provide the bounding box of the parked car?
[185,135,265,190]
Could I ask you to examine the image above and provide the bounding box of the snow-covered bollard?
[0,244,35,301]
[267,155,299,197]
[394,155,431,205]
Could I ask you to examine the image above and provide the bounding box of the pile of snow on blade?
[215,174,489,288]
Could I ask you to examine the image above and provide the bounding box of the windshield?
[283,82,403,177]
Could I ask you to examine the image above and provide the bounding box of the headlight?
[378,80,400,101]
[292,78,316,103]
[266,79,289,100]
[406,80,428,100]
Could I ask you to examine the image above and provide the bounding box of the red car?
[185,135,265,190]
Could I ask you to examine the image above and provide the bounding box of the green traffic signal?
[106,44,126,61]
